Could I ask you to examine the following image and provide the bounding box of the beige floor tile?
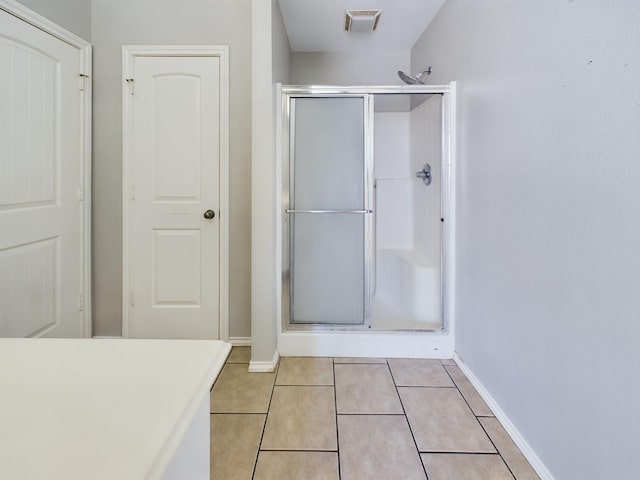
[210,364,275,413]
[440,358,457,366]
[335,364,403,414]
[226,346,251,364]
[388,359,455,387]
[422,453,513,480]
[399,387,495,453]
[254,451,339,480]
[333,357,387,364]
[445,365,493,416]
[479,417,540,480]
[210,414,265,480]
[261,386,337,450]
[276,357,334,385]
[338,415,427,480]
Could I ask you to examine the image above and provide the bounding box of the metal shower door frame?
[282,91,375,329]
[280,83,455,335]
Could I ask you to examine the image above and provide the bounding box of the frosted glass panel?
[288,96,367,325]
[291,214,364,324]
[292,97,364,210]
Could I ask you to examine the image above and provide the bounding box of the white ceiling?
[278,0,446,53]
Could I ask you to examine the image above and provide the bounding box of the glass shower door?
[287,96,372,325]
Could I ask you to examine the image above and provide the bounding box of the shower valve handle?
[416,164,432,185]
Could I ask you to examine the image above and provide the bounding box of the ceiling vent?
[344,9,382,32]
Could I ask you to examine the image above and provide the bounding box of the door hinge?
[129,185,135,201]
[125,78,135,95]
[79,295,84,311]
[129,291,135,307]
[79,73,90,91]
[78,185,84,201]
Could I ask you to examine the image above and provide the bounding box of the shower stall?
[278,83,456,357]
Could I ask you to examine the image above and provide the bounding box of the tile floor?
[210,347,540,480]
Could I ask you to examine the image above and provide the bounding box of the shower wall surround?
[372,95,443,330]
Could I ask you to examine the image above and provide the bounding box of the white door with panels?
[123,47,228,340]
[0,7,89,337]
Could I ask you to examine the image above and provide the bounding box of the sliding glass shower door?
[285,96,373,325]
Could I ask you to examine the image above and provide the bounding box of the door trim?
[0,0,93,337]
[121,45,230,340]
[277,83,457,340]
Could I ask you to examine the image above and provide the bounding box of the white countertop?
[0,338,231,480]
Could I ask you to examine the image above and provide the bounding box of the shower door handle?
[286,209,373,214]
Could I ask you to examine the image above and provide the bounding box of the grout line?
[332,358,342,480]
[443,364,484,419]
[393,385,457,389]
[421,451,511,456]
[476,419,517,480]
[336,412,406,416]
[333,362,388,364]
[258,448,339,453]
[273,383,335,387]
[209,412,268,415]
[251,357,280,480]
[442,364,516,479]
[443,364,494,415]
[386,360,430,480]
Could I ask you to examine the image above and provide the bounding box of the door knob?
[203,209,216,219]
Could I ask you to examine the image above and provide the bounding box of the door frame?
[0,0,93,337]
[276,83,458,357]
[121,45,230,340]
[282,93,375,329]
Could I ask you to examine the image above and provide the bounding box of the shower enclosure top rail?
[281,85,451,96]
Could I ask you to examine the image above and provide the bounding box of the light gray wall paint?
[412,1,640,478]
[91,0,252,338]
[15,0,91,40]
[272,0,290,84]
[249,0,284,363]
[253,0,288,361]
[290,50,410,86]
[290,50,412,110]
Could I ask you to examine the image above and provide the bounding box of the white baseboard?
[453,353,555,480]
[92,336,123,339]
[248,350,279,373]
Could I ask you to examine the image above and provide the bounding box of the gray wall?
[15,0,91,40]
[272,0,290,84]
[290,50,412,111]
[290,50,409,86]
[249,0,289,364]
[412,1,640,478]
[91,0,252,338]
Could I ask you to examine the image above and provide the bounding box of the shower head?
[397,67,432,85]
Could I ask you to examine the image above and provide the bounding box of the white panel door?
[0,10,83,337]
[127,55,221,339]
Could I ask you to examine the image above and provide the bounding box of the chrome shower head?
[397,67,432,85]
